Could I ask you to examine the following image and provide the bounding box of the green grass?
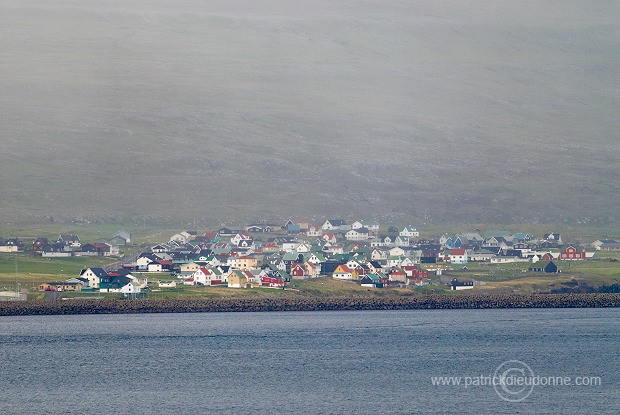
[0,252,116,289]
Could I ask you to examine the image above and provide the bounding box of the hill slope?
[1,1,619,224]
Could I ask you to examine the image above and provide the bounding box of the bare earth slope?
[1,1,619,224]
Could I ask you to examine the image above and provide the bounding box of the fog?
[1,0,619,225]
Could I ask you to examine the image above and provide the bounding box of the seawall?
[1,294,620,316]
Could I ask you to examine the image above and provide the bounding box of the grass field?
[438,251,620,293]
[0,253,116,291]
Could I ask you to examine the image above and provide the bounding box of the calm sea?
[0,309,618,414]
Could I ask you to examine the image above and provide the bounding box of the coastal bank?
[1,293,620,316]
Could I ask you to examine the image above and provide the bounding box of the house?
[285,220,301,234]
[41,243,73,257]
[260,273,285,288]
[190,267,222,286]
[323,245,344,255]
[282,252,304,268]
[321,233,337,244]
[512,233,533,243]
[332,264,354,280]
[448,249,468,264]
[151,244,170,253]
[32,238,50,252]
[361,220,380,232]
[367,261,384,274]
[468,249,496,262]
[228,271,249,288]
[38,281,83,292]
[360,274,383,288]
[230,233,252,246]
[400,226,419,238]
[179,262,202,275]
[228,255,259,270]
[350,221,364,229]
[402,266,429,280]
[345,227,370,241]
[79,268,109,289]
[559,246,587,261]
[120,281,142,298]
[599,240,620,251]
[57,234,81,248]
[393,236,410,246]
[282,241,300,252]
[113,230,132,245]
[99,274,133,292]
[80,243,114,257]
[0,238,25,253]
[135,255,155,270]
[304,262,321,278]
[169,231,196,243]
[147,260,173,273]
[528,261,559,273]
[289,263,307,279]
[321,219,347,230]
[389,247,406,257]
[450,278,474,290]
[388,269,407,284]
[296,243,312,253]
[245,225,267,233]
[158,280,177,288]
[543,233,562,244]
[371,248,389,261]
[306,226,322,237]
[307,252,326,264]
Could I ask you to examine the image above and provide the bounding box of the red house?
[260,275,285,288]
[290,263,306,278]
[560,246,586,260]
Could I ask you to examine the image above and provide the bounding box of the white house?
[296,243,312,253]
[169,231,194,243]
[345,228,370,241]
[120,281,141,297]
[400,226,419,238]
[282,241,300,252]
[350,221,363,229]
[191,268,214,285]
[448,249,468,264]
[321,220,347,230]
[79,268,108,289]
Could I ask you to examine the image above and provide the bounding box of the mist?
[2,0,619,225]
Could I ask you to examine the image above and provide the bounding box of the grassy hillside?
[1,1,619,225]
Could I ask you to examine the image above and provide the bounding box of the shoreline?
[1,293,620,316]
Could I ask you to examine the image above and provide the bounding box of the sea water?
[0,309,618,414]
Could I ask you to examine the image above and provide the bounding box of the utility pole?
[14,261,19,299]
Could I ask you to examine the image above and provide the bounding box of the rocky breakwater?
[1,293,620,316]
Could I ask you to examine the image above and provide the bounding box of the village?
[2,219,620,298]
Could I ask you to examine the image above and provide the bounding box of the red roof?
[336,265,352,273]
[450,249,466,255]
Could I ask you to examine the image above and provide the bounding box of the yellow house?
[228,272,248,288]
[180,262,201,273]
[333,265,355,280]
[229,256,258,271]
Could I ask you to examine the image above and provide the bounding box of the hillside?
[1,1,619,225]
